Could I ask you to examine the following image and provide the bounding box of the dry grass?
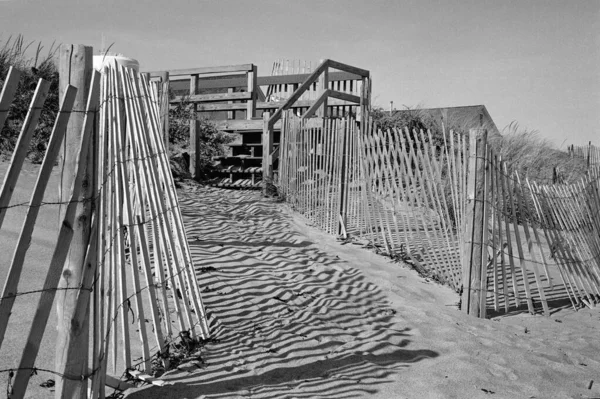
[488,122,588,184]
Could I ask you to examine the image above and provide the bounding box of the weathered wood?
[0,86,76,372]
[189,74,198,178]
[0,78,50,230]
[150,64,253,76]
[0,66,21,129]
[317,61,329,118]
[328,89,361,104]
[247,65,257,119]
[268,60,329,128]
[55,44,96,399]
[461,129,487,317]
[302,89,330,120]
[165,70,361,86]
[262,112,273,193]
[121,67,169,366]
[503,163,535,314]
[158,71,170,151]
[327,59,370,77]
[175,91,252,103]
[138,71,210,338]
[194,97,358,112]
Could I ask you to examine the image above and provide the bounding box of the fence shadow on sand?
[126,185,438,398]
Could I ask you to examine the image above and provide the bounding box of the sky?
[1,0,598,148]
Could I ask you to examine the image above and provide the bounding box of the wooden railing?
[262,59,371,190]
[145,60,371,182]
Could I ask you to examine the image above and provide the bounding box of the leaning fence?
[0,50,209,398]
[276,112,600,319]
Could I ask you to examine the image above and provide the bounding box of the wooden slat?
[174,91,251,103]
[327,60,370,77]
[8,71,99,399]
[0,66,21,129]
[268,60,330,128]
[0,78,50,229]
[195,97,359,111]
[0,85,77,377]
[148,64,253,76]
[328,89,361,104]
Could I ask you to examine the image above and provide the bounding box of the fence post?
[317,59,328,118]
[461,128,488,317]
[158,71,169,152]
[262,111,273,194]
[189,74,198,179]
[247,64,257,119]
[338,118,349,237]
[56,44,95,398]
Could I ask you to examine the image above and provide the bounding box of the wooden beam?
[213,117,323,131]
[195,98,359,112]
[328,89,360,104]
[189,74,198,178]
[146,64,253,76]
[268,59,330,128]
[247,65,257,119]
[302,89,330,120]
[165,71,362,86]
[174,91,252,103]
[317,60,328,118]
[327,60,370,77]
[270,145,280,163]
[262,112,273,193]
[54,44,96,399]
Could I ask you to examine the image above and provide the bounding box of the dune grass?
[0,35,60,162]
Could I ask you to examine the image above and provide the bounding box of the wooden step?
[214,155,262,161]
[214,117,323,132]
[216,165,263,174]
[212,177,262,190]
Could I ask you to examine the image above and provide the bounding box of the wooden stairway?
[147,59,371,189]
[212,120,281,189]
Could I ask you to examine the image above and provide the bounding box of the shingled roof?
[391,105,501,138]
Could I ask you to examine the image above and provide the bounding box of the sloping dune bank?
[119,184,598,399]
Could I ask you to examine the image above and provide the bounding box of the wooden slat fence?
[277,113,600,319]
[0,60,209,398]
[568,142,600,167]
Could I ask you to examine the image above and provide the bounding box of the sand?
[1,162,599,398]
[125,184,600,399]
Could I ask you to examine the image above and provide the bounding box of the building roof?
[391,105,501,138]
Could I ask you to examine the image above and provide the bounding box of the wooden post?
[338,118,348,236]
[158,71,169,152]
[317,60,328,118]
[461,129,488,317]
[189,74,198,179]
[247,64,257,119]
[262,111,273,194]
[55,44,95,399]
[227,87,234,120]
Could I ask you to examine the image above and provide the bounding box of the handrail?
[267,59,370,129]
[267,60,330,128]
[145,64,254,77]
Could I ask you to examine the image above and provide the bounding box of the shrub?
[488,122,587,184]
[168,95,234,178]
[0,35,59,162]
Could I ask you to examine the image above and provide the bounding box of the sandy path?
[0,161,62,398]
[126,184,600,399]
